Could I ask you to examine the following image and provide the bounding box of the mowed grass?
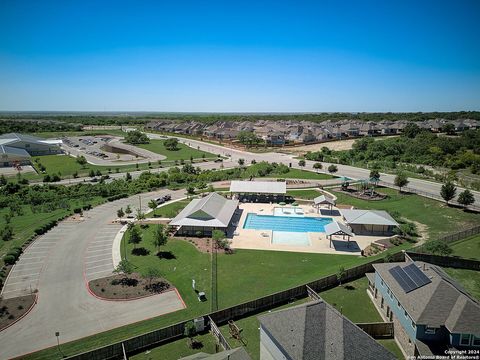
[287,188,322,199]
[137,139,217,161]
[442,267,480,301]
[450,235,480,260]
[377,339,405,359]
[332,187,480,239]
[274,168,334,180]
[147,199,190,218]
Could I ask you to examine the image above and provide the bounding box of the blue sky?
[0,0,479,112]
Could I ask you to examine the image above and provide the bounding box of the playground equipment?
[228,320,244,342]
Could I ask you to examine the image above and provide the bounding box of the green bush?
[4,255,16,265]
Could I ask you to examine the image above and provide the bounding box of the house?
[169,192,239,236]
[0,133,62,167]
[258,300,396,360]
[180,347,251,360]
[359,122,379,137]
[367,260,480,357]
[340,209,398,235]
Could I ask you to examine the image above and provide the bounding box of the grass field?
[332,187,479,240]
[443,267,480,300]
[147,199,190,218]
[137,139,217,161]
[287,188,322,199]
[450,235,480,260]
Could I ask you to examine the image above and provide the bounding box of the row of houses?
[146,118,479,145]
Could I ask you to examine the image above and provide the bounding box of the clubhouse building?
[0,133,62,167]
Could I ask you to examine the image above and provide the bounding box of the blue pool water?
[243,213,332,233]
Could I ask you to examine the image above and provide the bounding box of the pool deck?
[231,203,385,255]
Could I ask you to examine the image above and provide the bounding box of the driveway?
[0,189,186,359]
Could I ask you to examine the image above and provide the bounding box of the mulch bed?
[88,273,172,300]
[334,187,388,201]
[0,295,36,330]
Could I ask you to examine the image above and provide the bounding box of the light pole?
[55,331,64,358]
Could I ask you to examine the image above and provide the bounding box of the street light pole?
[55,331,64,358]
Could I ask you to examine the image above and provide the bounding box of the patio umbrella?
[292,202,299,206]
[279,201,286,206]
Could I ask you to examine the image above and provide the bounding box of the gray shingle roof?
[169,192,239,228]
[229,180,286,194]
[324,221,353,237]
[373,261,480,335]
[341,209,399,226]
[313,195,336,206]
[259,300,396,360]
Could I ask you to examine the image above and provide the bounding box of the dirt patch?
[0,295,36,331]
[88,273,172,300]
[410,220,429,245]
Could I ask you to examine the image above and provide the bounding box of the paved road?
[149,133,480,208]
[0,189,186,360]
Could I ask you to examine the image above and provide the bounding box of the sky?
[0,0,479,112]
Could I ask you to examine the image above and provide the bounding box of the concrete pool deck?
[230,203,386,255]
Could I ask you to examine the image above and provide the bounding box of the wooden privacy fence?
[65,251,406,360]
[407,252,480,271]
[306,285,321,301]
[208,316,231,351]
[356,322,394,339]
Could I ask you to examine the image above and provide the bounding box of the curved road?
[0,189,186,360]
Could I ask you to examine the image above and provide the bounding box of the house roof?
[229,180,286,194]
[313,195,336,206]
[0,145,31,158]
[169,192,239,228]
[179,347,251,360]
[0,133,61,146]
[341,209,399,226]
[373,261,480,334]
[258,300,396,360]
[324,221,353,237]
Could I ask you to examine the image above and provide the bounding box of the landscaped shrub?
[73,208,83,214]
[107,193,128,202]
[4,255,16,265]
[82,204,92,211]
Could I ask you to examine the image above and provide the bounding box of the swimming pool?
[243,213,332,233]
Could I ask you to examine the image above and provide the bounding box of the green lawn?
[137,139,217,161]
[130,332,217,360]
[442,267,480,300]
[274,168,334,180]
[287,189,321,199]
[378,339,405,359]
[332,187,480,240]
[319,277,382,323]
[147,199,190,218]
[450,235,480,260]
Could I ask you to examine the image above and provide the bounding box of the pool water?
[272,231,310,246]
[243,213,332,233]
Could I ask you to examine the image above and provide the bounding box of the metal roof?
[169,192,239,228]
[258,300,396,360]
[324,221,353,237]
[0,145,31,158]
[313,195,336,206]
[373,261,480,334]
[341,209,399,226]
[229,180,286,194]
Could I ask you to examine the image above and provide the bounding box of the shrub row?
[34,219,58,235]
[107,193,128,202]
[4,247,23,265]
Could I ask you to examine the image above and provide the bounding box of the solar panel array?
[388,264,432,293]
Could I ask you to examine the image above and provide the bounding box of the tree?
[125,130,150,144]
[440,181,457,205]
[442,123,456,135]
[298,159,306,168]
[402,123,421,139]
[89,169,95,178]
[117,208,125,218]
[142,267,163,288]
[184,320,197,347]
[164,138,179,151]
[457,189,475,209]
[0,174,7,186]
[394,173,409,193]
[238,158,245,166]
[237,131,260,147]
[423,240,452,256]
[125,205,132,216]
[186,185,195,197]
[369,169,380,181]
[128,225,142,248]
[148,200,158,212]
[152,224,168,249]
[336,266,346,286]
[125,172,132,181]
[313,162,322,172]
[212,229,229,249]
[1,225,14,242]
[327,164,338,174]
[76,155,87,168]
[113,259,134,278]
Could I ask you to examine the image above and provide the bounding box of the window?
[381,279,384,286]
[397,300,401,307]
[411,321,416,329]
[425,327,437,335]
[460,334,471,346]
[405,310,408,318]
[473,336,480,347]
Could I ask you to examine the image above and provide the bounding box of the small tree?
[164,138,179,151]
[117,208,125,218]
[328,164,338,174]
[440,181,457,205]
[238,158,245,166]
[369,169,380,182]
[76,155,87,168]
[113,260,134,279]
[142,267,163,288]
[148,200,158,212]
[0,174,7,186]
[1,225,14,242]
[186,185,195,197]
[424,240,453,256]
[125,205,132,216]
[184,320,197,347]
[313,162,322,172]
[89,169,96,178]
[298,159,306,168]
[394,173,409,193]
[152,224,168,250]
[125,172,132,181]
[457,190,475,209]
[212,229,229,250]
[336,266,346,286]
[128,225,142,249]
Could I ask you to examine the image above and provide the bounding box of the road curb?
[0,293,38,333]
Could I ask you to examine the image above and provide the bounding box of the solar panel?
[389,266,416,293]
[404,263,432,288]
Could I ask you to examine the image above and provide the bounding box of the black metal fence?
[407,252,480,271]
